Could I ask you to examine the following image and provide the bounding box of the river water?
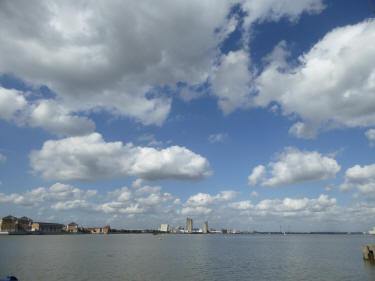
[1,234,375,281]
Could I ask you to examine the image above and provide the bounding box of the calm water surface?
[1,234,375,281]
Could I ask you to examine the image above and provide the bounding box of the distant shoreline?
[0,231,366,236]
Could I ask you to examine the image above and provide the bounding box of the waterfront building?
[203,221,208,234]
[88,225,110,234]
[31,222,65,233]
[0,215,33,232]
[0,215,17,232]
[65,222,79,233]
[160,224,169,232]
[186,217,193,233]
[17,216,33,231]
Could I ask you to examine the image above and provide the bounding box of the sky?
[1,0,375,232]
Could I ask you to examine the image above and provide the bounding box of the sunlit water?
[1,234,375,281]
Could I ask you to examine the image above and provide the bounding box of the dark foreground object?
[362,244,375,261]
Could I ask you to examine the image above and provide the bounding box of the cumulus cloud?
[0,87,27,122]
[0,87,95,136]
[248,147,340,187]
[228,194,336,217]
[241,0,325,26]
[107,186,133,202]
[0,0,325,126]
[134,185,162,196]
[211,50,253,114]
[0,182,338,221]
[185,190,238,207]
[181,190,238,215]
[30,133,212,182]
[248,165,266,186]
[0,183,95,207]
[96,182,176,215]
[52,200,91,212]
[0,181,176,217]
[0,0,234,125]
[254,19,375,138]
[29,100,95,136]
[340,163,375,199]
[2,181,372,230]
[180,206,212,216]
[208,0,324,115]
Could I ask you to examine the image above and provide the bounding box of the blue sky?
[1,0,375,231]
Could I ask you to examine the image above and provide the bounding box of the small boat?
[157,237,162,240]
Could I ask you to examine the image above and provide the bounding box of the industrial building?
[186,217,193,233]
[203,221,208,234]
[160,224,169,232]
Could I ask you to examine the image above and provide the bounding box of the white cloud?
[0,87,95,136]
[289,122,317,139]
[0,180,176,217]
[0,183,95,207]
[30,133,212,182]
[97,182,176,215]
[29,100,95,136]
[365,129,375,147]
[325,184,335,192]
[137,134,164,147]
[248,165,266,186]
[2,180,374,231]
[211,50,253,114]
[180,206,212,216]
[0,0,326,126]
[184,190,238,207]
[137,192,174,206]
[0,0,235,126]
[52,200,91,211]
[181,190,238,216]
[107,186,133,202]
[341,164,375,188]
[340,163,375,199]
[248,147,340,187]
[250,191,259,197]
[254,19,375,138]
[208,133,228,143]
[179,86,207,102]
[0,87,27,122]
[241,0,325,26]
[132,179,144,189]
[209,0,324,114]
[229,194,337,218]
[134,185,162,196]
